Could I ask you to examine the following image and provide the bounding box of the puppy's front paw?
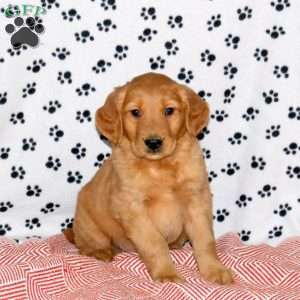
[152,270,184,283]
[200,264,234,285]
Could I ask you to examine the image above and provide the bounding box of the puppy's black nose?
[144,137,163,151]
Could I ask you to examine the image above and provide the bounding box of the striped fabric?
[1,233,300,299]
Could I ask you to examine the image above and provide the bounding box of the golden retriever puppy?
[64,72,233,284]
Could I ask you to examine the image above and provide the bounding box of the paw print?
[41,202,60,214]
[251,156,266,170]
[266,26,285,39]
[114,45,129,60]
[140,7,156,20]
[22,138,36,151]
[71,143,87,159]
[57,71,72,84]
[167,15,183,29]
[52,47,70,60]
[224,63,238,79]
[97,19,117,32]
[41,0,59,9]
[197,127,210,141]
[236,194,252,208]
[200,49,216,66]
[211,110,228,122]
[75,30,94,43]
[165,39,179,56]
[270,0,290,12]
[49,125,64,142]
[43,100,62,114]
[177,68,194,84]
[225,34,240,49]
[273,65,289,78]
[61,218,74,230]
[0,202,13,213]
[99,0,117,10]
[202,148,211,160]
[268,226,283,239]
[283,142,300,155]
[228,132,247,145]
[67,171,83,184]
[224,86,236,103]
[288,107,300,120]
[94,153,111,167]
[0,91,7,105]
[149,56,165,70]
[221,163,240,176]
[25,218,41,230]
[45,156,62,171]
[11,166,26,179]
[0,148,10,160]
[22,82,36,98]
[254,48,269,62]
[26,185,42,197]
[262,90,279,104]
[198,90,212,100]
[26,59,46,73]
[76,83,96,96]
[258,184,277,198]
[76,110,92,123]
[266,125,280,139]
[274,203,292,217]
[10,112,25,124]
[138,28,157,42]
[208,171,218,183]
[242,107,259,121]
[92,59,112,74]
[7,45,28,56]
[207,14,222,31]
[213,209,230,222]
[238,230,251,242]
[237,6,252,21]
[62,8,81,21]
[0,224,12,236]
[286,166,300,179]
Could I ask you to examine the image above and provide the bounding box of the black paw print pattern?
[273,203,292,217]
[211,110,228,122]
[114,45,129,60]
[236,194,252,208]
[26,59,46,73]
[224,86,236,103]
[67,171,83,184]
[0,91,8,105]
[238,230,252,242]
[45,156,62,171]
[254,48,269,62]
[224,63,238,79]
[283,142,300,155]
[266,26,285,39]
[265,125,280,139]
[288,107,300,120]
[149,56,165,70]
[61,218,74,231]
[94,153,111,167]
[237,6,252,21]
[0,148,10,160]
[270,0,290,12]
[22,82,36,98]
[268,226,283,239]
[52,48,71,60]
[177,68,194,84]
[273,65,289,78]
[62,9,81,22]
[242,107,259,121]
[57,71,72,84]
[213,209,230,222]
[165,39,179,56]
[207,14,222,31]
[26,185,42,197]
[262,90,279,104]
[92,59,112,74]
[258,184,277,198]
[49,125,64,142]
[41,202,60,214]
[251,156,266,170]
[228,132,247,145]
[75,30,94,43]
[76,110,92,123]
[221,163,240,176]
[43,100,62,114]
[141,7,156,21]
[97,19,117,32]
[22,138,37,151]
[225,34,240,49]
[71,143,87,159]
[76,83,96,96]
[200,49,216,67]
[138,28,157,42]
[167,15,183,29]
[286,166,300,179]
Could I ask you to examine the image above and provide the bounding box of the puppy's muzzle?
[144,136,163,152]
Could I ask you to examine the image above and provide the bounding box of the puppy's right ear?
[95,86,127,145]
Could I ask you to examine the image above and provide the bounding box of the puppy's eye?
[131,109,141,118]
[164,107,175,116]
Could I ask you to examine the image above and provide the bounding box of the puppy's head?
[96,73,209,160]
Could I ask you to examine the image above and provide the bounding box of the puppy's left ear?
[178,85,209,137]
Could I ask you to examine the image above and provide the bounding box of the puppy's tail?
[63,227,74,244]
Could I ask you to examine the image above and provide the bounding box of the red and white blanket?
[1,233,300,300]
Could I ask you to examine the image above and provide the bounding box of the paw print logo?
[7,44,27,56]
[202,148,211,160]
[200,49,216,66]
[225,34,240,49]
[62,9,81,21]
[273,65,289,78]
[258,184,277,198]
[254,48,268,62]
[67,171,83,184]
[52,47,71,60]
[286,166,300,179]
[207,14,222,31]
[61,218,74,230]
[0,147,10,160]
[71,143,87,159]
[57,71,72,84]
[236,194,252,208]
[268,226,283,239]
[221,163,240,176]
[198,90,212,100]
[266,26,285,39]
[251,156,266,170]
[11,166,26,179]
[141,7,156,20]
[177,68,194,84]
[26,185,42,197]
[45,156,62,171]
[167,15,183,29]
[266,125,280,139]
[76,83,96,96]
[76,110,92,123]
[283,142,300,155]
[224,86,236,103]
[242,107,259,121]
[270,0,290,12]
[288,107,300,120]
[0,224,12,236]
[49,125,64,142]
[5,16,45,48]
[75,30,94,43]
[224,63,238,79]
[149,56,165,70]
[211,110,228,122]
[92,59,112,74]
[94,153,111,167]
[22,82,36,98]
[114,45,129,60]
[208,171,218,183]
[262,90,279,104]
[0,201,13,213]
[238,230,251,242]
[213,209,230,222]
[197,127,210,141]
[97,19,117,32]
[10,112,25,124]
[41,202,60,214]
[98,0,117,11]
[274,203,292,217]
[165,39,179,56]
[41,0,59,9]
[22,138,37,151]
[43,100,62,114]
[237,6,252,21]
[0,91,8,105]
[138,28,157,42]
[228,132,247,145]
[25,218,41,230]
[26,59,46,73]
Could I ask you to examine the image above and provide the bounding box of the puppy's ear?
[95,86,127,145]
[178,85,209,137]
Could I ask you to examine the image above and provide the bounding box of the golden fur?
[64,73,233,284]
